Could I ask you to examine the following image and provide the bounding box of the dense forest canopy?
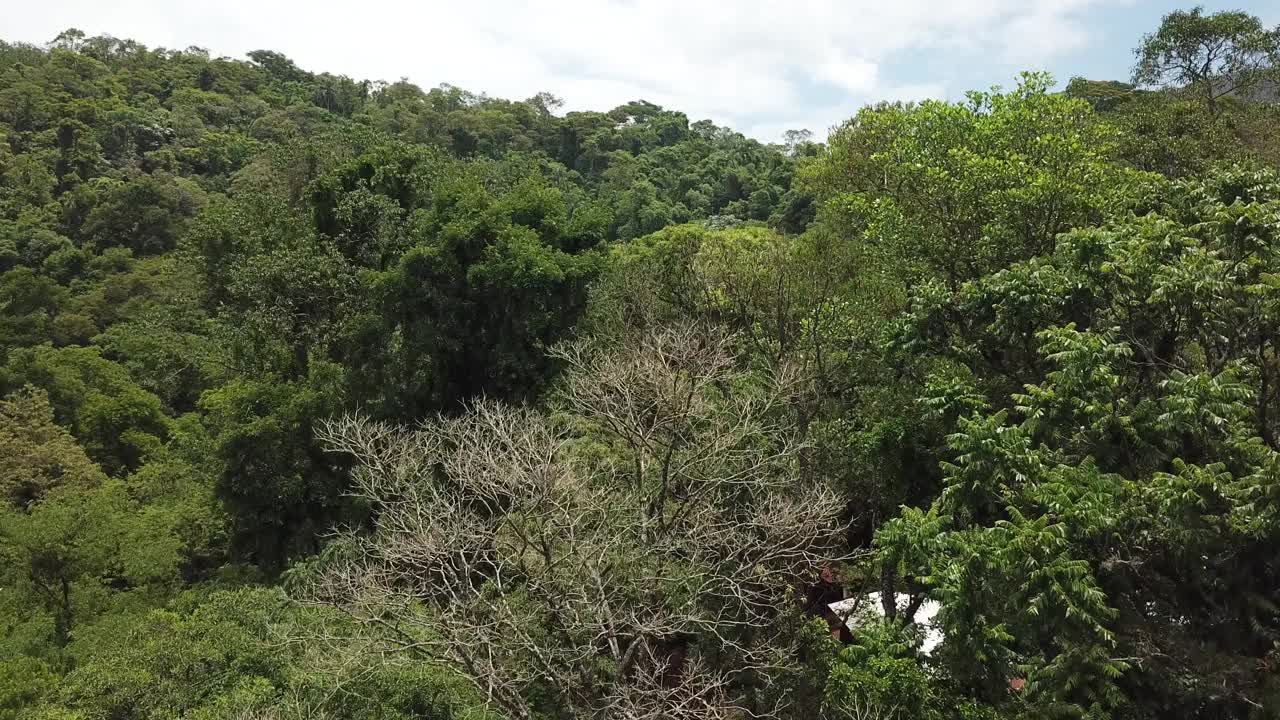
[1,6,1280,720]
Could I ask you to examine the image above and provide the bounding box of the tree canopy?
[1133,6,1280,112]
[1,10,1279,720]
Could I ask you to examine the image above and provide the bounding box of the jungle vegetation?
[2,7,1280,720]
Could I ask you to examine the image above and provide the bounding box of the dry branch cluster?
[304,324,851,719]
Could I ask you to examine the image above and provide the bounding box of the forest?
[1,6,1280,719]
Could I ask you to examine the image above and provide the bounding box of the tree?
[321,151,604,416]
[782,129,818,157]
[878,168,1280,716]
[0,657,60,719]
[198,365,349,572]
[0,387,103,510]
[300,324,852,720]
[802,73,1148,288]
[585,222,863,438]
[1105,92,1247,177]
[76,174,205,255]
[0,479,182,648]
[12,18,1280,720]
[0,268,67,350]
[1,345,170,475]
[822,622,950,720]
[53,588,479,720]
[1063,77,1138,113]
[1133,6,1280,114]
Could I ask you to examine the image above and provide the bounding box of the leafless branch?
[299,323,859,719]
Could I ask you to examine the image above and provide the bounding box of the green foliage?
[1133,6,1280,113]
[1,345,169,474]
[1107,92,1249,176]
[1063,77,1138,112]
[343,152,606,415]
[0,478,183,650]
[0,386,103,509]
[199,366,347,571]
[54,588,480,720]
[76,173,205,254]
[0,267,68,349]
[879,168,1280,717]
[0,658,59,720]
[805,73,1149,287]
[0,16,1278,720]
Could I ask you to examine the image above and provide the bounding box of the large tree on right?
[879,168,1280,717]
[1133,6,1280,114]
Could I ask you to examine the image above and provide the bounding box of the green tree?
[1133,6,1280,114]
[803,73,1148,288]
[1,345,170,474]
[198,365,348,572]
[0,479,182,649]
[0,268,67,350]
[54,588,481,720]
[878,168,1280,717]
[0,658,60,720]
[1063,77,1138,112]
[76,174,205,255]
[823,622,946,720]
[0,387,103,509]
[317,149,605,416]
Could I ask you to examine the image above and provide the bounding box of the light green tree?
[1133,6,1280,114]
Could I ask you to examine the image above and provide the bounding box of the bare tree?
[301,324,853,720]
[584,226,860,442]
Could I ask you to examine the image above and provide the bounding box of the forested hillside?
[2,8,1279,720]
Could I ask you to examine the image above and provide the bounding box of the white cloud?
[6,0,1127,141]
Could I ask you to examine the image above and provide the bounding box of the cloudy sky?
[7,1,1278,141]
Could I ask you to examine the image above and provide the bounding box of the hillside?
[2,9,1280,720]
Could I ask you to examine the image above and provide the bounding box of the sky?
[6,1,1279,142]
